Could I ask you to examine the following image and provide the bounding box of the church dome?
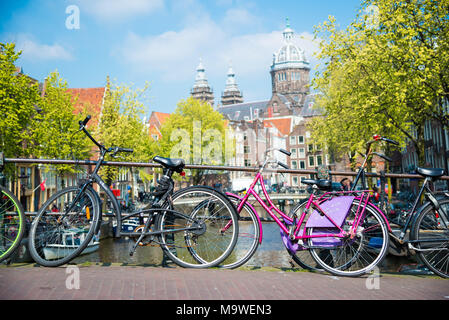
[271,19,310,71]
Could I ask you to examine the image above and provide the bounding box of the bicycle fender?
[410,196,445,228]
[87,185,103,235]
[356,198,392,232]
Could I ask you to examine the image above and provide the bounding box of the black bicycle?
[350,134,449,278]
[28,116,239,268]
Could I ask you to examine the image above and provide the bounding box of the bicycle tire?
[219,194,260,269]
[157,186,239,268]
[28,186,100,267]
[285,201,324,272]
[308,200,389,277]
[0,186,26,263]
[411,197,449,278]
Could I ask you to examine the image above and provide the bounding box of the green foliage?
[32,71,91,176]
[158,97,227,184]
[97,79,155,185]
[310,0,449,166]
[0,43,40,161]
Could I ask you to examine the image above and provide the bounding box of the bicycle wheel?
[0,186,26,263]
[220,194,260,269]
[157,186,238,268]
[411,197,449,278]
[28,186,100,267]
[308,200,389,277]
[285,201,324,272]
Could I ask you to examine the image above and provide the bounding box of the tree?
[97,79,155,187]
[158,98,228,185]
[0,43,41,177]
[32,71,92,183]
[310,0,449,167]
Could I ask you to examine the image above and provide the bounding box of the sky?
[0,0,363,117]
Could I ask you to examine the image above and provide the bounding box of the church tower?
[221,62,243,106]
[270,18,310,106]
[190,59,214,106]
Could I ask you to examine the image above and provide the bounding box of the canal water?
[68,222,418,272]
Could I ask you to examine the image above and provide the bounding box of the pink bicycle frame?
[227,172,391,245]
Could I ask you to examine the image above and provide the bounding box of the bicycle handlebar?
[79,115,91,128]
[277,161,289,169]
[381,137,399,145]
[279,148,291,156]
[372,152,393,162]
[265,148,291,157]
[367,135,399,146]
[261,148,291,171]
[78,115,134,155]
[112,146,134,156]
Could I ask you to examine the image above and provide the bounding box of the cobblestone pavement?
[0,264,448,301]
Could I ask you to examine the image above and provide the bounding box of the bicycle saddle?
[301,179,332,190]
[153,156,185,173]
[416,167,445,178]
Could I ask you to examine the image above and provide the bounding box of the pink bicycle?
[221,148,390,277]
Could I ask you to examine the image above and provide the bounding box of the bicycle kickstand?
[129,216,153,256]
[129,235,144,257]
[288,212,298,241]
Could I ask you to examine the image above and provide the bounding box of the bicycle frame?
[74,116,209,244]
[348,135,447,246]
[228,172,379,245]
[397,176,449,243]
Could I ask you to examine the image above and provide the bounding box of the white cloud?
[118,19,320,81]
[13,34,74,61]
[75,0,164,21]
[118,17,225,81]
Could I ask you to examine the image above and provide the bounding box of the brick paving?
[0,264,448,301]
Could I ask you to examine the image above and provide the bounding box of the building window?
[278,73,287,81]
[244,145,250,154]
[298,148,305,158]
[291,160,298,169]
[298,135,304,144]
[317,155,323,166]
[308,144,314,153]
[292,176,299,186]
[290,136,296,145]
[291,148,297,158]
[244,159,251,167]
[299,160,306,169]
[308,156,315,167]
[19,167,32,189]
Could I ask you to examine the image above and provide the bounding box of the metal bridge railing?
[4,157,449,180]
